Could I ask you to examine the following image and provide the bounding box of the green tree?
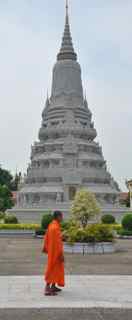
[11,172,21,191]
[0,166,13,189]
[41,212,53,231]
[70,189,100,228]
[125,192,130,208]
[122,213,132,231]
[0,185,14,212]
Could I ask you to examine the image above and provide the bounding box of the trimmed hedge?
[0,212,5,220]
[122,214,132,231]
[0,220,121,233]
[4,214,18,224]
[111,224,122,232]
[101,214,116,224]
[41,213,53,231]
[118,228,132,236]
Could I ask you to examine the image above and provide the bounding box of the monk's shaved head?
[53,211,63,221]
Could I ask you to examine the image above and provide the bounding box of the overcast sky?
[0,0,131,190]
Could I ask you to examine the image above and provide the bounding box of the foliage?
[71,189,100,228]
[0,223,40,230]
[61,219,79,231]
[64,224,114,244]
[125,192,130,208]
[4,214,18,224]
[0,185,14,212]
[91,224,114,242]
[0,165,22,192]
[117,228,132,236]
[0,166,13,189]
[11,173,21,191]
[0,212,5,220]
[35,228,45,236]
[101,214,116,224]
[41,212,53,231]
[122,214,132,231]
[61,220,71,231]
[111,224,122,232]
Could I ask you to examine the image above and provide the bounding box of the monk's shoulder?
[49,221,56,230]
[49,221,60,233]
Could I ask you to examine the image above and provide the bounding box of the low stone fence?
[64,242,115,254]
[7,207,132,224]
[0,230,34,237]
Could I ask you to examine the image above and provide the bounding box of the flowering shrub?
[63,224,114,244]
[71,189,100,228]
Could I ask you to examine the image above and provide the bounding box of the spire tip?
[66,0,68,9]
[66,0,68,18]
[57,0,77,61]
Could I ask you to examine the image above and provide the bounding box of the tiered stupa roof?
[16,1,120,212]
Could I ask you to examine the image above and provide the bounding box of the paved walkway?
[0,275,132,309]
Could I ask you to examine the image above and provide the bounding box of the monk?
[42,211,65,296]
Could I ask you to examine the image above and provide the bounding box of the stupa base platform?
[7,205,131,223]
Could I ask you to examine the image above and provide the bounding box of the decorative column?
[64,185,69,202]
[56,192,62,204]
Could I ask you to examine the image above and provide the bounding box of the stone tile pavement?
[1,308,132,320]
[0,275,132,309]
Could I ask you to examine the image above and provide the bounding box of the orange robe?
[43,220,65,287]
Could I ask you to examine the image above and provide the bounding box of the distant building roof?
[120,192,128,201]
[12,192,17,200]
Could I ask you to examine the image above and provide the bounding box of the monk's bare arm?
[42,231,48,254]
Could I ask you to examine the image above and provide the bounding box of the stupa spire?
[66,0,68,18]
[57,0,77,61]
[15,2,120,216]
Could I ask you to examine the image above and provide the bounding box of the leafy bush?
[101,214,116,224]
[0,167,13,188]
[71,189,100,228]
[0,223,40,230]
[122,214,132,231]
[117,228,132,236]
[41,212,53,231]
[0,212,5,220]
[35,228,45,236]
[61,220,71,231]
[91,224,114,242]
[64,224,114,244]
[4,214,18,224]
[111,224,122,232]
[0,185,14,212]
[61,219,79,231]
